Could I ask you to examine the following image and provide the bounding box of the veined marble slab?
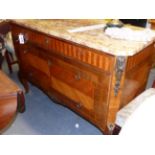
[68,24,106,33]
[11,19,155,56]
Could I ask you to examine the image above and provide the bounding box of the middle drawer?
[49,56,97,111]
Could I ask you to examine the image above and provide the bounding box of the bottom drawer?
[51,76,94,111]
[48,86,94,118]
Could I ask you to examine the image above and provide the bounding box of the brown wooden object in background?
[0,70,25,133]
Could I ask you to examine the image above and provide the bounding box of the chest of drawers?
[11,22,154,134]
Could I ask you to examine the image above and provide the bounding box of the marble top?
[11,19,155,56]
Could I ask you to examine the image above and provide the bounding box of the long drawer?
[11,24,49,50]
[11,24,114,72]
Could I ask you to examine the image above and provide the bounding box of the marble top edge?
[11,19,155,56]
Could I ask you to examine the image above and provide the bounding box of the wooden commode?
[10,20,155,134]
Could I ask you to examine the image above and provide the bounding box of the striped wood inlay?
[12,24,114,72]
[48,38,113,72]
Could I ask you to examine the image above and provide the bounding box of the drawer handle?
[74,72,81,80]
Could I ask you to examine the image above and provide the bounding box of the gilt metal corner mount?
[114,56,127,96]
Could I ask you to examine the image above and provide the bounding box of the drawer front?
[11,24,26,38]
[11,24,49,50]
[25,28,49,50]
[23,66,50,91]
[49,57,96,111]
[17,45,50,91]
[18,45,50,77]
[51,77,94,111]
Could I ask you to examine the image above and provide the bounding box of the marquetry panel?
[51,76,94,110]
[49,56,99,84]
[49,56,96,97]
[26,29,49,49]
[51,64,94,98]
[48,37,114,72]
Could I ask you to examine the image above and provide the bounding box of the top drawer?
[11,24,49,50]
[11,24,115,72]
